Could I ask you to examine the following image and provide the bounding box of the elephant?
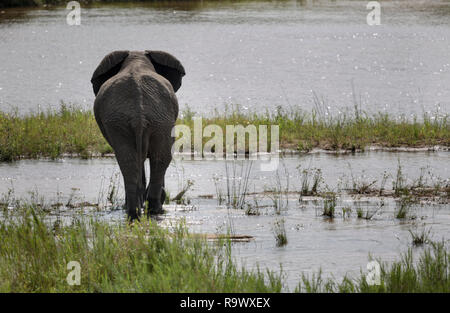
[90,50,185,221]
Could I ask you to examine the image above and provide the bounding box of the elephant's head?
[91,50,186,96]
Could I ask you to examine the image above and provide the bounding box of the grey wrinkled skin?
[91,50,185,221]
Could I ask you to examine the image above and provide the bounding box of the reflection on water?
[0,0,449,116]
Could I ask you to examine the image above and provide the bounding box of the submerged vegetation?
[321,194,336,218]
[0,104,448,162]
[273,218,288,247]
[409,227,432,246]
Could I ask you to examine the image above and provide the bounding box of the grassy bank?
[0,104,448,161]
[0,105,109,161]
[183,105,449,151]
[0,206,448,292]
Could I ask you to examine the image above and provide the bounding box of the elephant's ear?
[145,50,185,92]
[91,50,129,96]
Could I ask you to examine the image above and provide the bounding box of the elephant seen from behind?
[90,50,185,221]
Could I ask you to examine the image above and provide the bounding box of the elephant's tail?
[134,117,148,213]
[133,86,146,208]
[136,122,143,187]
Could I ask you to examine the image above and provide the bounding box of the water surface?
[1,0,450,116]
[1,151,448,290]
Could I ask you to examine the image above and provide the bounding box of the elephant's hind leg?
[147,132,173,216]
[105,125,144,221]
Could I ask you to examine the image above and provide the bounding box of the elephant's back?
[138,72,178,124]
[94,71,178,126]
[94,74,143,124]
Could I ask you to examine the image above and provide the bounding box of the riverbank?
[0,104,448,161]
[1,0,74,8]
[0,0,217,9]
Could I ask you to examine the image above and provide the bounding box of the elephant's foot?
[127,213,140,224]
[127,215,140,224]
[146,198,164,216]
[127,207,141,222]
[144,185,166,217]
[125,192,142,221]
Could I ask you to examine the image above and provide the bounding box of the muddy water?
[1,0,450,116]
[0,151,449,290]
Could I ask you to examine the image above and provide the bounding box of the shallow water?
[0,151,449,290]
[163,197,450,290]
[1,150,448,200]
[1,0,450,116]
